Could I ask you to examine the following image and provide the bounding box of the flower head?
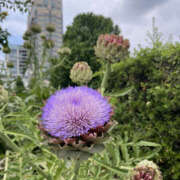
[41,86,111,140]
[46,24,56,33]
[131,160,163,180]
[57,47,71,56]
[70,61,93,85]
[30,24,42,34]
[94,34,130,63]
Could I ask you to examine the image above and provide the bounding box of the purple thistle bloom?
[41,86,111,140]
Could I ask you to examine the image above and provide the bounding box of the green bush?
[108,43,180,179]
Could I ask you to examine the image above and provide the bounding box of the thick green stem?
[0,118,19,152]
[72,159,81,180]
[101,61,111,96]
[0,131,20,152]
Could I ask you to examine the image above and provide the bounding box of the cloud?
[110,0,169,24]
[0,0,180,55]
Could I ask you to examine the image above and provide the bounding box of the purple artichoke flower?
[41,86,111,140]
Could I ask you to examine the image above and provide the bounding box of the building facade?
[28,0,63,58]
[5,45,27,77]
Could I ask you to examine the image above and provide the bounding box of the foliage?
[50,12,121,88]
[1,8,178,179]
[14,76,25,95]
[0,12,9,51]
[0,0,32,12]
[0,0,32,51]
[49,55,73,88]
[107,42,180,179]
[0,96,160,179]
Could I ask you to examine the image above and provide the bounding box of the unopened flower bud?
[95,34,130,63]
[3,46,11,54]
[57,47,71,56]
[131,160,163,180]
[70,61,93,85]
[6,61,14,68]
[24,30,32,37]
[30,24,42,34]
[40,34,47,40]
[46,24,56,33]
[23,42,32,49]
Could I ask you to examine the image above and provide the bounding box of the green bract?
[95,34,130,63]
[30,24,42,34]
[70,61,93,85]
[57,47,71,56]
[46,24,56,33]
[131,160,163,180]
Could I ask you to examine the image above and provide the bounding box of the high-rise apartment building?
[28,0,63,58]
[5,45,27,77]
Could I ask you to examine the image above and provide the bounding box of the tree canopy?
[50,12,121,88]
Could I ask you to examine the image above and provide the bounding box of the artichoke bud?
[23,42,32,49]
[23,30,32,40]
[39,86,114,161]
[0,85,8,102]
[57,47,71,56]
[3,46,11,54]
[131,160,163,180]
[70,61,93,85]
[24,30,32,37]
[40,34,47,40]
[46,24,56,33]
[0,11,8,20]
[95,34,130,63]
[6,61,14,68]
[30,24,42,34]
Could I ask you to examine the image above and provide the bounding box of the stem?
[19,156,23,180]
[101,61,111,96]
[0,131,20,152]
[32,35,39,80]
[3,150,9,180]
[72,159,81,180]
[39,44,47,79]
[0,117,19,152]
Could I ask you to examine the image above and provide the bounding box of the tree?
[50,12,121,88]
[0,0,32,51]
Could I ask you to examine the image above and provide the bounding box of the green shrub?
[108,43,180,179]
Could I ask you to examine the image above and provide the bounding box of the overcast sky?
[0,0,180,59]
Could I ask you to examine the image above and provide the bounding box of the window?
[51,0,56,9]
[34,9,37,17]
[44,0,48,7]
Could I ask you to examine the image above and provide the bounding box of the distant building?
[5,45,27,77]
[28,0,63,59]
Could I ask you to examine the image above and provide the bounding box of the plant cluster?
[2,10,179,180]
[107,42,180,179]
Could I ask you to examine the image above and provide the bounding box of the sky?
[0,0,180,59]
